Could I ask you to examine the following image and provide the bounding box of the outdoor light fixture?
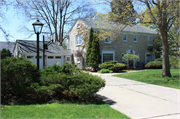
[32,20,44,34]
[32,19,44,70]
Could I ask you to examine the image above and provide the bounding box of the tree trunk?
[160,28,171,77]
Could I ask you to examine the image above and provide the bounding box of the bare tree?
[17,0,95,45]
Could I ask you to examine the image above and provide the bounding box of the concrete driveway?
[91,72,180,119]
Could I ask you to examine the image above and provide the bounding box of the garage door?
[27,56,43,69]
[47,56,62,66]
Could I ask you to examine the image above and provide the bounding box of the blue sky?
[0,1,109,42]
[0,1,144,42]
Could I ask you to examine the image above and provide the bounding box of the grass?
[113,69,180,89]
[1,102,130,119]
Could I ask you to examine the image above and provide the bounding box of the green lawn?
[1,102,130,119]
[113,69,180,89]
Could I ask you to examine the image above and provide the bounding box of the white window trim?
[123,34,127,42]
[102,50,115,63]
[133,35,138,42]
[76,35,81,46]
[104,36,112,44]
[66,56,71,63]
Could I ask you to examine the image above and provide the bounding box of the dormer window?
[123,34,127,42]
[77,23,80,28]
[104,36,111,44]
[76,35,81,45]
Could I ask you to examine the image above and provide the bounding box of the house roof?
[15,40,72,55]
[68,18,157,34]
[0,41,15,54]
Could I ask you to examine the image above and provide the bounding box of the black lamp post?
[32,20,44,70]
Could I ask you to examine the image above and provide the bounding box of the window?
[123,34,127,41]
[147,36,153,46]
[48,56,54,59]
[55,56,61,59]
[77,57,81,63]
[104,36,111,44]
[103,53,113,63]
[77,23,80,28]
[27,56,34,59]
[76,35,81,45]
[66,56,71,62]
[133,35,137,42]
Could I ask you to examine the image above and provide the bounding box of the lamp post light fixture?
[32,20,44,70]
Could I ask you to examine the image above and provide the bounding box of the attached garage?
[14,40,72,68]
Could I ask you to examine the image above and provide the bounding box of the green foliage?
[86,27,94,66]
[109,0,136,24]
[155,58,162,61]
[145,61,162,69]
[1,56,40,97]
[122,54,139,69]
[98,69,113,73]
[89,34,101,67]
[31,63,105,100]
[1,48,12,59]
[99,60,127,72]
[169,56,179,68]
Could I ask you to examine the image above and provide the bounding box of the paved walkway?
[90,72,180,119]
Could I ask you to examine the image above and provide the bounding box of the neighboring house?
[0,41,15,56]
[13,40,72,68]
[67,18,157,69]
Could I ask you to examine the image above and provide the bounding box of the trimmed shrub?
[98,69,113,73]
[145,61,162,69]
[1,56,40,97]
[99,60,127,72]
[155,58,162,61]
[31,63,105,100]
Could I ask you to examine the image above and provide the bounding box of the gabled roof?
[68,18,157,34]
[0,41,15,54]
[15,40,72,54]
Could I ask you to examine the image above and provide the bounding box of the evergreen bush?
[99,60,127,72]
[145,61,162,69]
[98,69,113,73]
[1,56,40,97]
[31,63,105,100]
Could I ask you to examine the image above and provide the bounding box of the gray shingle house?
[14,40,72,68]
[67,18,157,69]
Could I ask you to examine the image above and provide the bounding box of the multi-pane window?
[104,36,111,43]
[123,34,127,41]
[147,36,153,46]
[103,53,113,63]
[76,35,81,45]
[133,35,137,42]
[77,57,81,63]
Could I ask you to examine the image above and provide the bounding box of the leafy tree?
[109,0,136,23]
[122,54,139,69]
[86,27,93,67]
[137,0,179,77]
[89,34,101,71]
[1,48,12,59]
